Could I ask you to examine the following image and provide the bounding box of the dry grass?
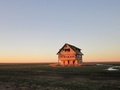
[0,63,120,90]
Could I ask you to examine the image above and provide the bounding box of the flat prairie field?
[0,63,120,90]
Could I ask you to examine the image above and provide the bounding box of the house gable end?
[57,43,76,54]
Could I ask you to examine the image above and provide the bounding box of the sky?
[0,0,120,63]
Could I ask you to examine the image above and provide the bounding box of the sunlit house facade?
[57,43,83,66]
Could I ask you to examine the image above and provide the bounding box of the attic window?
[64,49,70,52]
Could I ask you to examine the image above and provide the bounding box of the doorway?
[68,60,70,65]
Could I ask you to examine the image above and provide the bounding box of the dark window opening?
[64,49,70,52]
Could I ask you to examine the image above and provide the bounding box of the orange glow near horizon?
[0,45,120,63]
[0,52,120,63]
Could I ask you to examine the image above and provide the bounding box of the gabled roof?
[57,43,83,55]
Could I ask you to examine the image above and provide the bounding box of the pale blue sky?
[0,0,120,62]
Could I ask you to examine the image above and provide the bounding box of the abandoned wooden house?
[57,43,83,66]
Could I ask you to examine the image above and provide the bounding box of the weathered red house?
[57,43,83,66]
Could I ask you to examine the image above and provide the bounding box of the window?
[64,49,70,52]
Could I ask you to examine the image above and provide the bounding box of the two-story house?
[57,43,83,66]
